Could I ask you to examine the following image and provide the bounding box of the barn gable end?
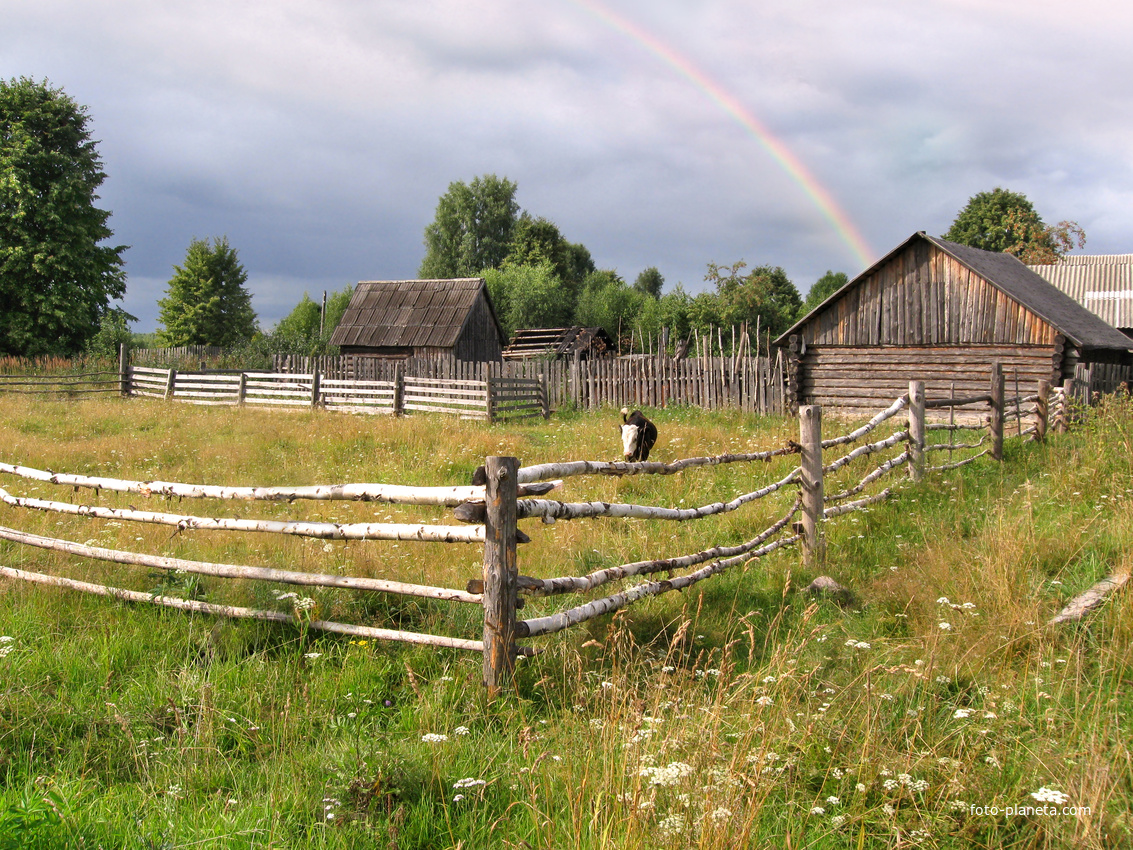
[775,232,1133,411]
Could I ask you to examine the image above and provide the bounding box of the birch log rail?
[456,468,801,524]
[0,462,559,506]
[0,485,485,543]
[0,566,493,653]
[503,497,802,597]
[0,525,483,603]
[514,444,801,484]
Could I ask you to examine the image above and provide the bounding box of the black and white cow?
[620,407,658,462]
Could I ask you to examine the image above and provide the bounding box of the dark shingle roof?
[329,279,498,349]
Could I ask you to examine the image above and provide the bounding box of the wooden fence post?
[1034,380,1050,442]
[164,369,177,402]
[310,369,321,408]
[393,366,405,417]
[908,380,925,482]
[989,362,1005,461]
[482,456,519,697]
[1060,377,1075,431]
[799,405,825,567]
[237,372,248,405]
[118,343,130,397]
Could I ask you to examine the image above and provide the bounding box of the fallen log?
[1049,573,1130,625]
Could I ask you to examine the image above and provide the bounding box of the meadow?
[0,393,1130,849]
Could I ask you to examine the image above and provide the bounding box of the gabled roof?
[777,232,1133,351]
[1028,254,1133,330]
[329,279,503,349]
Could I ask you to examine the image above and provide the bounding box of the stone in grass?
[807,576,857,608]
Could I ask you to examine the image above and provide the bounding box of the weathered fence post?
[908,380,925,482]
[482,455,519,697]
[1034,380,1050,442]
[799,405,825,567]
[310,369,321,408]
[1060,377,1075,431]
[989,362,1005,461]
[118,343,130,397]
[393,366,405,417]
[164,369,177,402]
[237,372,248,405]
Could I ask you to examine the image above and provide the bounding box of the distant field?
[0,393,1129,849]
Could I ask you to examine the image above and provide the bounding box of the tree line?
[0,78,1089,360]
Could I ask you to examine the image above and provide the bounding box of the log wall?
[798,344,1058,409]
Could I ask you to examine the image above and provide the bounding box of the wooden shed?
[329,278,506,362]
[775,232,1133,411]
[502,327,615,361]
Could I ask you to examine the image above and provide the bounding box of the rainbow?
[565,0,875,270]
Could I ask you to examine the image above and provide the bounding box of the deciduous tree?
[704,261,801,338]
[944,187,1085,263]
[0,77,127,355]
[799,270,848,318]
[419,175,519,278]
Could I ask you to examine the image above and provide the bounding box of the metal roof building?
[1028,254,1133,335]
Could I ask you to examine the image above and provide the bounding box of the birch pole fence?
[0,365,1061,692]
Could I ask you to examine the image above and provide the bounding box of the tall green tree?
[270,285,354,355]
[419,174,519,278]
[704,261,801,338]
[799,270,848,317]
[634,267,665,299]
[944,187,1085,263]
[157,237,257,347]
[483,262,573,340]
[0,77,127,356]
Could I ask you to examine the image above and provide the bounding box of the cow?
[620,407,658,462]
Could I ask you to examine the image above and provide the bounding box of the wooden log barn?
[775,232,1133,412]
[329,278,506,362]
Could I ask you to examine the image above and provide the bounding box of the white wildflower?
[1030,787,1069,805]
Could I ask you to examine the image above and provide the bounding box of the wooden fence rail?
[123,366,547,422]
[0,365,1068,693]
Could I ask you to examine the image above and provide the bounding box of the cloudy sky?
[4,0,1131,332]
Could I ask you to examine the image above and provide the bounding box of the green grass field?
[0,394,1130,848]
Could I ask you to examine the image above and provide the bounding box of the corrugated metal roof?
[1028,255,1133,330]
[329,279,499,349]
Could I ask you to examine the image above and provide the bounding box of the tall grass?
[0,395,1129,848]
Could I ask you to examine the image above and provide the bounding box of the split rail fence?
[0,362,1074,692]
